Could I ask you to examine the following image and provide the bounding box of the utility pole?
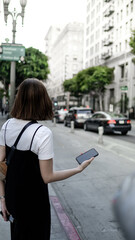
[3,0,27,110]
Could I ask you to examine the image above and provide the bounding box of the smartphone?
[0,211,14,223]
[76,148,99,164]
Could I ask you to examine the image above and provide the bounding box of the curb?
[49,184,81,240]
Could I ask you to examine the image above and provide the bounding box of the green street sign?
[120,86,128,91]
[0,44,25,61]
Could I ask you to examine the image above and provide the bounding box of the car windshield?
[77,109,93,114]
[108,112,125,118]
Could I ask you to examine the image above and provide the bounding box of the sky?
[0,0,86,53]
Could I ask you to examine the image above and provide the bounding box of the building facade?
[84,0,135,115]
[45,22,84,109]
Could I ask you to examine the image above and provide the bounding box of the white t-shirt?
[0,118,54,160]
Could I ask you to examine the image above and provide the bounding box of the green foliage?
[63,65,114,95]
[129,30,135,63]
[16,47,49,86]
[63,65,114,110]
[89,66,113,93]
[0,61,10,89]
[129,30,135,54]
[0,47,49,89]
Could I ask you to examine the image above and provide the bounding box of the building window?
[120,10,123,20]
[125,40,128,49]
[73,64,77,71]
[91,22,94,31]
[90,59,93,66]
[131,1,133,12]
[130,19,133,29]
[91,9,95,19]
[92,0,95,5]
[86,50,89,58]
[119,42,122,51]
[116,29,118,38]
[120,65,124,78]
[73,56,77,61]
[95,43,99,53]
[90,34,94,43]
[87,15,90,24]
[86,27,89,35]
[117,13,119,22]
[85,62,88,68]
[126,4,129,15]
[126,22,128,33]
[86,38,89,47]
[87,3,90,12]
[90,47,94,55]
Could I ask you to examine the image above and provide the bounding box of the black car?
[83,111,131,135]
[64,107,94,128]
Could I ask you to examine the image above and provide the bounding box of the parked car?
[83,111,131,135]
[64,107,94,127]
[53,109,68,123]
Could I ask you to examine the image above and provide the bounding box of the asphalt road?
[46,121,135,240]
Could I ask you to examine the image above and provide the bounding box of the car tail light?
[74,114,77,119]
[127,120,131,124]
[107,120,116,124]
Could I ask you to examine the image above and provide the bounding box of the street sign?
[0,44,25,61]
[120,86,128,91]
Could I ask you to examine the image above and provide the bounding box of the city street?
[46,120,135,240]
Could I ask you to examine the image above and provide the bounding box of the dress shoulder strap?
[13,120,37,148]
[29,125,43,150]
[6,120,37,166]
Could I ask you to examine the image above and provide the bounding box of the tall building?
[0,0,3,45]
[44,26,62,98]
[84,0,135,114]
[45,22,84,108]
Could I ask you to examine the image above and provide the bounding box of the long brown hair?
[11,78,53,120]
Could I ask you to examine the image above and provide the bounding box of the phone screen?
[76,148,99,164]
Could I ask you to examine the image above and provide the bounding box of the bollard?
[70,121,74,133]
[98,126,103,144]
[53,117,56,127]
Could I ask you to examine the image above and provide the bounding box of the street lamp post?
[3,0,27,110]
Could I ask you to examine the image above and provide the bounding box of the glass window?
[126,4,129,15]
[77,109,94,114]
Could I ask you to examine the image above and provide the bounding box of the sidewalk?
[0,115,72,240]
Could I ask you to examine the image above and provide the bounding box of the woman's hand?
[77,157,94,172]
[1,199,9,221]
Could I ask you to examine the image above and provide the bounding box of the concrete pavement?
[0,114,135,240]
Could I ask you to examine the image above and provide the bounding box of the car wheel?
[121,131,128,135]
[64,119,67,126]
[84,123,88,131]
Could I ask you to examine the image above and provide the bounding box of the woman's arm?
[39,157,94,184]
[0,145,9,221]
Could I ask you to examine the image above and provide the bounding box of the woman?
[0,78,94,240]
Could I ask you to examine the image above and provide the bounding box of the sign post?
[0,44,25,61]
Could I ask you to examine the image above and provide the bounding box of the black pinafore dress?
[5,121,51,240]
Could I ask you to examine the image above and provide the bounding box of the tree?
[88,66,114,110]
[0,61,10,90]
[16,47,50,86]
[63,66,114,110]
[129,30,135,63]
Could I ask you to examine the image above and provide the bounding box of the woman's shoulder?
[35,123,52,137]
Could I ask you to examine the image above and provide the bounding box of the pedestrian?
[1,107,4,116]
[0,78,94,240]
